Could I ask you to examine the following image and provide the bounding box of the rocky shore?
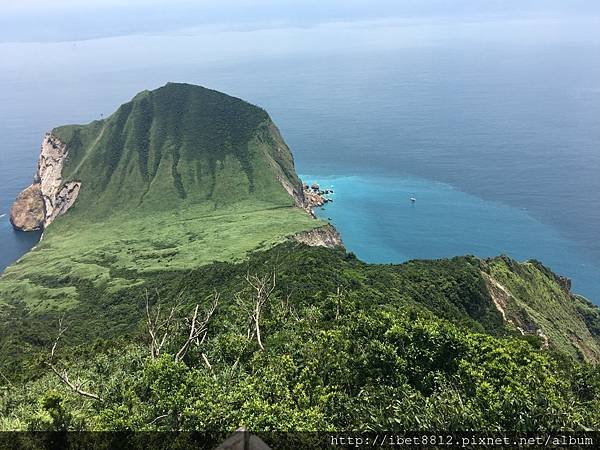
[302,182,333,213]
[289,181,342,248]
[9,184,45,231]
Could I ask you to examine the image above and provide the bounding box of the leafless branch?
[148,413,170,425]
[201,353,213,371]
[280,288,295,315]
[0,369,13,387]
[47,318,103,402]
[50,317,68,360]
[174,291,219,363]
[244,271,276,350]
[145,290,180,359]
[335,286,345,320]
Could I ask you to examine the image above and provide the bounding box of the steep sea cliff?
[10,133,80,232]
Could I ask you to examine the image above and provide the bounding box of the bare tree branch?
[201,353,213,371]
[47,318,103,402]
[174,291,219,363]
[335,286,345,320]
[47,365,104,402]
[280,288,296,319]
[244,271,276,351]
[50,316,68,360]
[148,413,170,425]
[145,290,180,359]
[145,290,218,365]
[0,369,13,387]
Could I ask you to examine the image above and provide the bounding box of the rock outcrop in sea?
[10,85,344,257]
[301,182,333,216]
[10,133,81,232]
[9,184,44,231]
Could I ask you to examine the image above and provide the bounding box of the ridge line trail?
[70,123,107,176]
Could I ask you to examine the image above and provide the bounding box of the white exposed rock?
[10,133,81,231]
[46,181,81,225]
[37,133,72,225]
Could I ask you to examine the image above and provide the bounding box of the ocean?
[1,17,599,301]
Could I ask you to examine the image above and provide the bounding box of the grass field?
[487,257,600,361]
[1,83,326,314]
[0,200,323,314]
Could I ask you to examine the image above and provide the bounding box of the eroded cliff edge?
[10,133,81,232]
[292,224,343,248]
[289,183,342,248]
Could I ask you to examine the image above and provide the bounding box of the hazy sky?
[2,0,600,43]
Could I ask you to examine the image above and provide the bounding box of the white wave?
[0,213,6,219]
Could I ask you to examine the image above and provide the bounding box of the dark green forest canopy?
[2,243,600,431]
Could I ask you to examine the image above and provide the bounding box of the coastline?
[301,173,600,304]
[301,181,334,215]
[0,215,42,274]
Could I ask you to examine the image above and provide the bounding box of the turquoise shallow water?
[302,174,600,301]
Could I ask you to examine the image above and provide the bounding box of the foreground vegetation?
[1,244,599,434]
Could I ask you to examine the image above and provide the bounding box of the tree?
[47,318,103,402]
[242,272,276,350]
[145,290,219,364]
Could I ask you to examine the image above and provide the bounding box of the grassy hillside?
[54,83,302,217]
[484,257,600,362]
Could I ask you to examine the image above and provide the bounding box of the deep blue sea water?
[1,18,599,301]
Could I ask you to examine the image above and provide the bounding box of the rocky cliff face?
[10,133,81,232]
[292,224,343,249]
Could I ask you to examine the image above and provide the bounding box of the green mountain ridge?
[1,83,599,433]
[55,82,304,217]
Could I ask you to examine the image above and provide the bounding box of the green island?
[1,83,599,439]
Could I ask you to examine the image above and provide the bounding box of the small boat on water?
[410,197,416,203]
